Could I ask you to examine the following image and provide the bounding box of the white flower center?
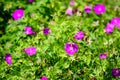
[70,47,73,51]
[17,13,21,17]
[30,49,33,53]
[98,8,102,11]
[8,57,11,60]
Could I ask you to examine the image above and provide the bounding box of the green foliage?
[0,0,120,80]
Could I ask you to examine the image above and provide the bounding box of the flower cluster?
[64,31,84,55]
[66,2,106,15]
[85,4,106,14]
[104,17,120,34]
[6,8,51,79]
[66,1,82,15]
[4,1,119,79]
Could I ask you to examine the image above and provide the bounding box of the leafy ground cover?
[0,0,120,80]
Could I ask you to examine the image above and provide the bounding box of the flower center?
[8,57,11,60]
[17,13,21,17]
[116,70,119,73]
[70,47,73,51]
[30,49,33,53]
[98,8,102,11]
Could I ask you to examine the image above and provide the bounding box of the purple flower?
[5,53,12,66]
[74,31,84,40]
[24,26,36,35]
[72,8,78,14]
[40,76,48,80]
[43,27,51,35]
[65,8,73,15]
[104,23,115,34]
[116,22,120,29]
[110,17,120,25]
[65,42,78,55]
[99,53,107,59]
[93,4,106,14]
[104,23,114,34]
[28,0,34,3]
[112,68,120,77]
[12,9,24,20]
[110,17,120,29]
[72,8,82,16]
[24,46,36,56]
[106,23,115,29]
[70,1,75,6]
[84,6,92,13]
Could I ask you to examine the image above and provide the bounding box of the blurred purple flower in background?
[112,68,120,77]
[84,6,92,13]
[99,53,107,59]
[65,42,78,55]
[40,76,48,80]
[65,8,73,15]
[70,1,75,6]
[110,17,120,25]
[72,8,82,16]
[43,27,51,35]
[110,17,120,29]
[5,53,12,66]
[93,4,106,14]
[12,9,24,20]
[117,22,120,29]
[24,26,36,35]
[104,23,114,34]
[74,31,84,40]
[24,46,36,56]
[72,8,78,14]
[24,26,35,35]
[104,27,113,34]
[28,0,34,3]
[106,23,115,29]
